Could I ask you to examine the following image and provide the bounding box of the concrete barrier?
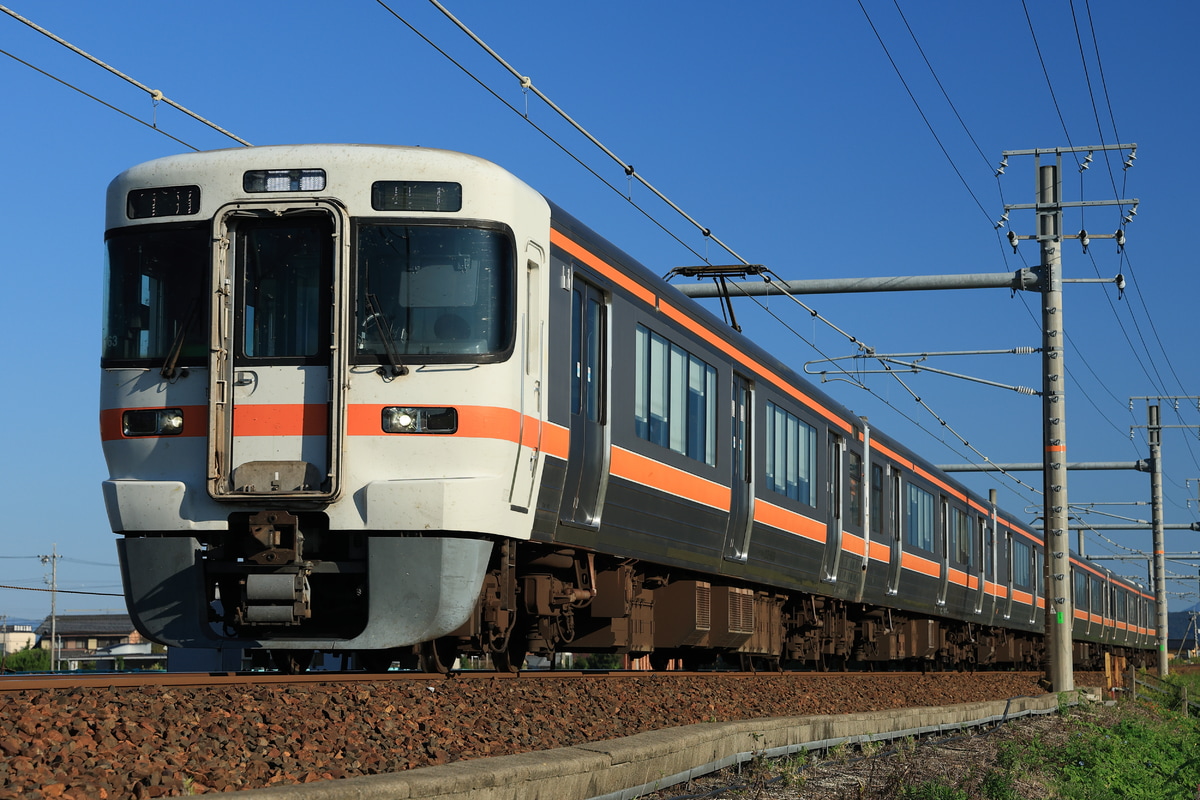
[236,689,1097,800]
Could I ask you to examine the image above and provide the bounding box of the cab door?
[209,205,345,500]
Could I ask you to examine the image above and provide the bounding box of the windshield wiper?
[364,293,408,378]
[161,298,201,380]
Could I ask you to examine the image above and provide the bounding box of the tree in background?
[2,646,51,673]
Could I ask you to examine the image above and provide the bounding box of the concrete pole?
[1039,158,1074,692]
[1149,404,1169,677]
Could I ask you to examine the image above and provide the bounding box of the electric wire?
[371,0,711,268]
[0,5,250,147]
[856,0,994,225]
[0,584,123,598]
[1020,0,1076,152]
[413,0,752,268]
[890,0,993,172]
[386,0,1045,504]
[11,5,1192,568]
[726,278,1046,503]
[0,45,199,151]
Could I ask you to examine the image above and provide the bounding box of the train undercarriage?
[205,532,1147,675]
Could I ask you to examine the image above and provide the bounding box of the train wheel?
[271,649,314,674]
[491,638,527,673]
[421,638,459,673]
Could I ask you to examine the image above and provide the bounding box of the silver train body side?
[100,144,1154,669]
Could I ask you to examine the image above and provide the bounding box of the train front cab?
[101,146,550,658]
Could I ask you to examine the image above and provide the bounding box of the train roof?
[105,143,547,231]
[545,201,1148,596]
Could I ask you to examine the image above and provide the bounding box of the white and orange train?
[100,144,1154,672]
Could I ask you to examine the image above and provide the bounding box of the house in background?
[36,614,166,670]
[0,623,36,654]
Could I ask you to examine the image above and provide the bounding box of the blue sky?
[1,1,1196,622]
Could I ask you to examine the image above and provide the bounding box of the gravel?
[0,671,1085,798]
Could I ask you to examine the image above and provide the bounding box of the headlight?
[381,407,457,434]
[122,408,185,437]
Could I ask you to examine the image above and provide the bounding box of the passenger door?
[886,469,903,595]
[821,432,844,582]
[722,374,754,562]
[558,279,608,528]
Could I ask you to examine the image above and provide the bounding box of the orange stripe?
[552,228,852,434]
[233,403,328,437]
[843,533,866,558]
[901,552,940,579]
[541,422,569,460]
[753,500,826,543]
[347,404,554,452]
[99,405,208,441]
[658,301,852,432]
[609,446,730,510]
[551,228,656,306]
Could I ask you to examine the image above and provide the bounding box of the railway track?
[1,670,1100,797]
[0,666,1059,692]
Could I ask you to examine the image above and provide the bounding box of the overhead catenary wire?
[5,3,1052,518]
[0,4,250,147]
[416,0,753,268]
[0,45,199,151]
[390,2,1045,501]
[371,0,711,267]
[856,0,995,226]
[7,5,1191,563]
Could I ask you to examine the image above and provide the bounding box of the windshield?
[355,224,514,363]
[103,226,209,367]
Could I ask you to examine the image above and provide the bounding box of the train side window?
[1075,571,1088,613]
[1012,537,1031,589]
[870,463,884,535]
[1091,577,1104,617]
[905,484,935,552]
[764,401,818,505]
[892,470,903,542]
[951,506,972,566]
[980,516,991,579]
[633,324,717,466]
[847,451,863,528]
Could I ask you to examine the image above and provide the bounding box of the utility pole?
[1129,398,1200,676]
[1148,403,1168,677]
[1002,143,1137,692]
[39,545,59,672]
[1034,153,1074,692]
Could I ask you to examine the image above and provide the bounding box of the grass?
[640,669,1200,798]
[914,670,1200,800]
